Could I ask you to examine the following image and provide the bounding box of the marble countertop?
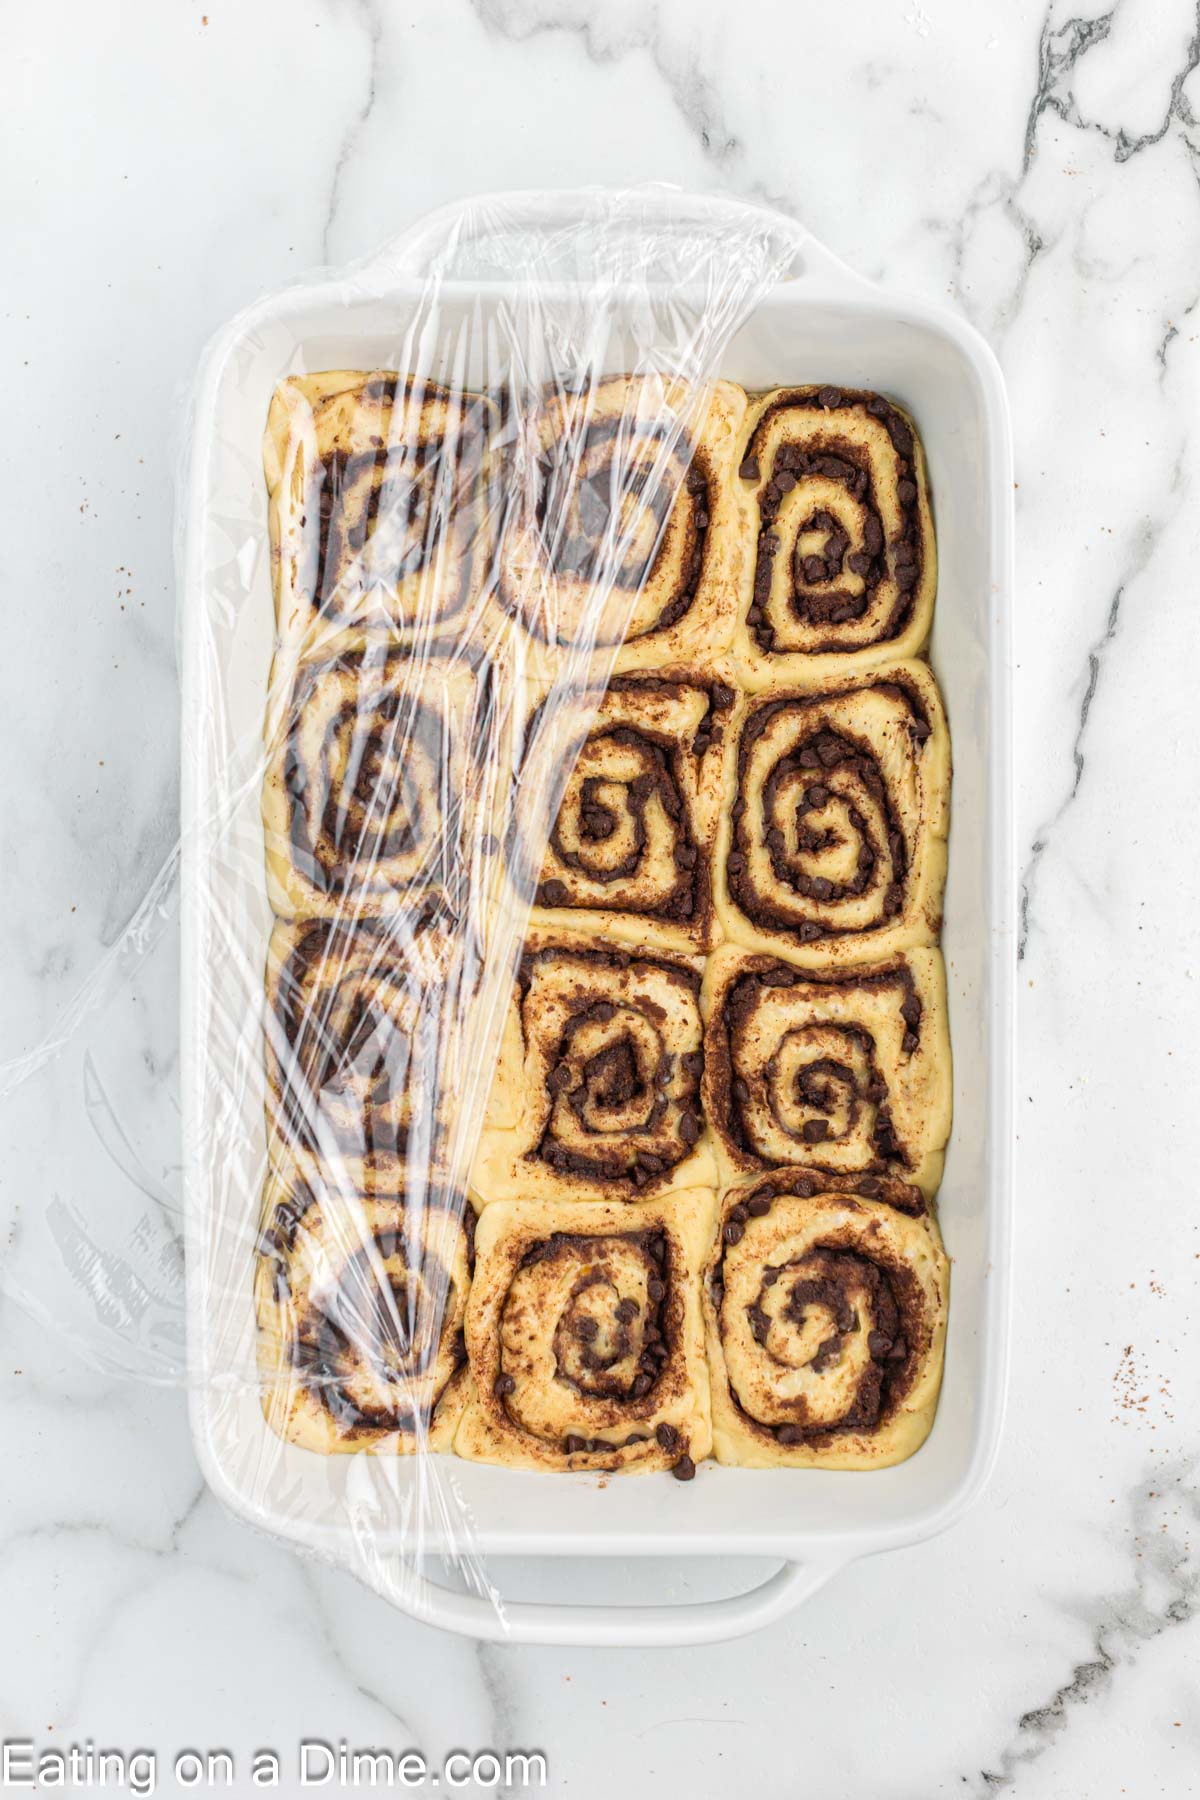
[6,0,1200,1793]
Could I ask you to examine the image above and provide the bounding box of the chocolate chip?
[776,1423,804,1446]
[671,1454,696,1482]
[493,1373,515,1397]
[564,1434,588,1454]
[818,386,843,409]
[630,1372,653,1397]
[727,851,745,873]
[647,1278,665,1302]
[733,1077,751,1104]
[655,1422,681,1453]
[802,1119,829,1144]
[806,783,829,806]
[774,470,796,493]
[679,1112,701,1144]
[615,1297,639,1321]
[574,1316,600,1342]
[897,478,917,506]
[541,878,568,906]
[802,555,826,584]
[747,1196,772,1217]
[723,1219,744,1245]
[739,456,760,482]
[682,1051,705,1079]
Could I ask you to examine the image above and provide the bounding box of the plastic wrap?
[3,188,812,1628]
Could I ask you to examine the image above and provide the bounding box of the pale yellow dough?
[503,661,737,955]
[497,377,747,672]
[701,944,952,1196]
[255,1162,474,1455]
[731,387,937,689]
[454,1191,715,1473]
[703,1173,949,1469]
[264,370,496,661]
[263,915,465,1193]
[713,659,950,969]
[472,933,717,1205]
[262,648,488,923]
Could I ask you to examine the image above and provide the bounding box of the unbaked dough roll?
[454,1191,714,1476]
[713,659,949,968]
[733,387,936,687]
[264,917,468,1190]
[506,665,737,954]
[702,945,951,1195]
[263,646,492,922]
[255,1159,474,1453]
[496,376,746,670]
[264,371,495,655]
[472,935,716,1204]
[703,1171,948,1469]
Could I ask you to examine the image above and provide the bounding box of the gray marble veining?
[4,0,1200,1794]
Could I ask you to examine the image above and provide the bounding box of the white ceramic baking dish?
[181,191,1014,1648]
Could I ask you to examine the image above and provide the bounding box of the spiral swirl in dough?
[265,917,466,1188]
[255,1165,474,1453]
[702,945,951,1195]
[497,376,746,670]
[454,1193,714,1474]
[734,387,936,687]
[473,937,716,1204]
[263,648,487,922]
[508,667,737,953]
[264,371,494,654]
[715,660,949,967]
[703,1172,948,1468]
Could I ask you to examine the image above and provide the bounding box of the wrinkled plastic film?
[2,188,800,1625]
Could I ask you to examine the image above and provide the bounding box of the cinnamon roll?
[264,917,469,1189]
[264,371,494,653]
[263,646,491,922]
[496,376,746,669]
[733,387,936,686]
[473,936,716,1203]
[507,667,737,953]
[454,1192,714,1475]
[714,659,949,967]
[703,1172,948,1468]
[255,1160,474,1453]
[702,945,951,1195]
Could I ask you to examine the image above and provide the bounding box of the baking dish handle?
[368,1556,845,1647]
[359,187,871,295]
